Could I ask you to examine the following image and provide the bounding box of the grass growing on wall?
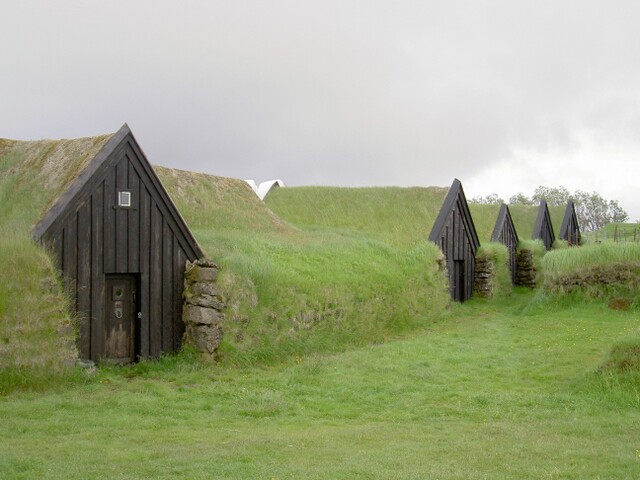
[156,169,450,364]
[475,242,512,298]
[0,138,112,392]
[539,242,640,304]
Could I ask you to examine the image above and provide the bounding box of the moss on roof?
[154,166,294,236]
[0,133,113,226]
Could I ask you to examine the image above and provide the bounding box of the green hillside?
[264,185,449,248]
[0,135,112,390]
[143,170,452,364]
[467,203,501,242]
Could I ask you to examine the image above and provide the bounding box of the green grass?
[475,242,512,298]
[264,185,449,248]
[2,291,639,478]
[583,222,640,244]
[155,171,450,365]
[0,138,111,390]
[539,243,640,304]
[543,242,640,275]
[468,203,501,242]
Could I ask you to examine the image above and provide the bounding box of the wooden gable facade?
[533,200,555,250]
[490,204,519,285]
[32,124,203,363]
[429,179,480,302]
[559,201,581,246]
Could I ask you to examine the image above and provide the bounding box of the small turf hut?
[429,179,480,302]
[31,124,203,363]
[511,201,557,251]
[559,200,581,246]
[468,203,519,285]
[532,200,555,250]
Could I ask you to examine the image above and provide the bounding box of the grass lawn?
[2,290,639,479]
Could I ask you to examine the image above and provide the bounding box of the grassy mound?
[467,203,501,243]
[599,338,640,373]
[264,185,449,248]
[156,171,450,364]
[474,242,512,298]
[0,135,112,392]
[542,243,640,301]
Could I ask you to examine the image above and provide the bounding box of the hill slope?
[264,185,449,248]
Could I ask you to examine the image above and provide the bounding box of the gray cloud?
[2,1,640,215]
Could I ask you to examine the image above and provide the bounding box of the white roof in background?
[245,179,285,201]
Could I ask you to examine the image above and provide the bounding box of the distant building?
[429,179,480,302]
[245,179,285,200]
[559,201,581,246]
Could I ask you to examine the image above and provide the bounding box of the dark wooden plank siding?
[162,221,174,353]
[77,199,92,358]
[149,200,163,357]
[173,246,186,351]
[139,186,151,358]
[36,127,202,362]
[90,183,105,361]
[115,157,129,273]
[103,168,116,273]
[62,215,78,306]
[127,160,140,272]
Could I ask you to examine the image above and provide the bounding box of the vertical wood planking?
[50,233,63,273]
[63,216,78,308]
[103,168,116,273]
[77,199,92,358]
[115,157,129,273]
[162,222,173,353]
[173,247,186,351]
[91,183,105,361]
[149,201,163,357]
[128,160,140,272]
[139,186,151,357]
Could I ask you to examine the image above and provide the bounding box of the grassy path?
[2,292,639,479]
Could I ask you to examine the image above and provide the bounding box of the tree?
[506,186,629,232]
[571,190,628,232]
[532,186,570,207]
[508,192,535,206]
[470,193,504,205]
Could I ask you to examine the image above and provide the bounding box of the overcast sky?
[2,1,640,220]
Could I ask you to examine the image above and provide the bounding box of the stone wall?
[182,259,225,356]
[474,256,494,298]
[515,249,537,288]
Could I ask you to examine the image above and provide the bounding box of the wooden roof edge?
[32,124,130,243]
[126,128,205,260]
[559,200,580,239]
[490,203,519,244]
[32,124,205,260]
[428,178,480,249]
[532,199,555,242]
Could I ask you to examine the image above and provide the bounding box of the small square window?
[118,191,132,207]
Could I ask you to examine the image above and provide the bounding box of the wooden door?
[104,275,136,363]
[453,260,465,302]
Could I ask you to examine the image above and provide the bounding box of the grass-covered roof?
[265,185,450,249]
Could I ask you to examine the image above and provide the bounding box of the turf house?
[28,124,204,363]
[468,202,520,286]
[532,200,556,250]
[429,179,480,302]
[559,200,581,246]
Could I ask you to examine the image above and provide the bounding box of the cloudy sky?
[2,1,640,220]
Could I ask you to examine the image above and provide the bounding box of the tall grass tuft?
[475,242,512,298]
